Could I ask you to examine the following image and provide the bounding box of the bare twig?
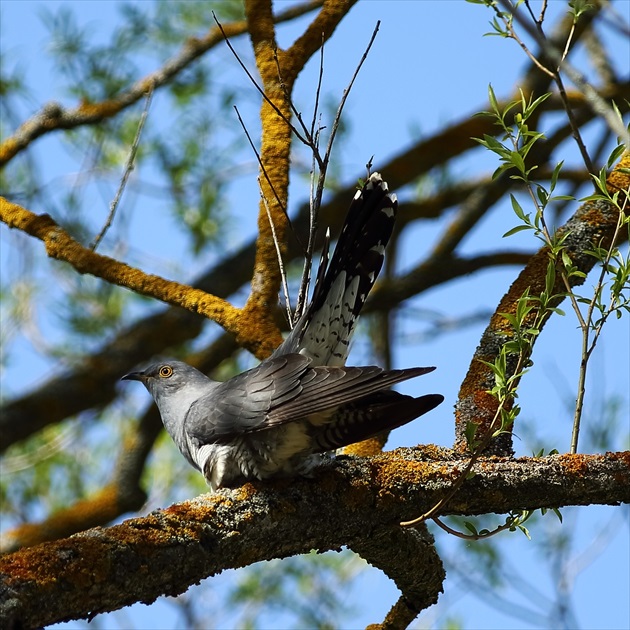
[310,34,326,142]
[292,21,382,324]
[271,45,321,166]
[213,12,311,148]
[313,20,381,205]
[232,105,295,239]
[90,87,153,251]
[295,37,326,322]
[571,193,630,453]
[259,179,294,328]
[432,514,525,540]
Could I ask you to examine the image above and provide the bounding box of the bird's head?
[122,360,213,418]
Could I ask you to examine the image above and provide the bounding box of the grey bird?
[123,173,443,489]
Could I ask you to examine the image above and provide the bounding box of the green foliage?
[475,85,630,454]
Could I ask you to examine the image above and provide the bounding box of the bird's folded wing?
[184,353,435,444]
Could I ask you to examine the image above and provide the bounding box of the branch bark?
[1,450,628,628]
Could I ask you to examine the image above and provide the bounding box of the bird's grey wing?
[183,354,312,444]
[185,353,436,443]
[262,364,436,428]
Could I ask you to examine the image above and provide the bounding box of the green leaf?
[503,224,532,237]
[464,521,479,536]
[510,150,526,173]
[487,84,500,114]
[549,160,564,192]
[465,421,479,448]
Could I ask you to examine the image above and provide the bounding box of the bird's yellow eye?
[159,365,173,378]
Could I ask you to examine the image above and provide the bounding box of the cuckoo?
[123,173,443,489]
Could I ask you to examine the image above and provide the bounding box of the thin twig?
[571,194,629,453]
[213,12,310,147]
[271,45,322,168]
[497,0,630,151]
[233,105,297,327]
[296,22,381,319]
[259,178,294,329]
[90,87,153,251]
[315,20,381,199]
[310,34,325,142]
[295,37,326,321]
[232,105,299,249]
[432,515,521,541]
[295,157,317,321]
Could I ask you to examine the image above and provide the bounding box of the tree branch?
[1,450,627,628]
[0,198,245,339]
[0,0,325,167]
[353,524,445,630]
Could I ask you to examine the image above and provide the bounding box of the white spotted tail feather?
[273,172,397,366]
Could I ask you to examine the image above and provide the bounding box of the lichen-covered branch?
[354,525,445,630]
[1,449,627,628]
[0,198,242,333]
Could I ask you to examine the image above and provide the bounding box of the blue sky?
[1,1,629,628]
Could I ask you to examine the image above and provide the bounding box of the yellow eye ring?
[159,365,173,378]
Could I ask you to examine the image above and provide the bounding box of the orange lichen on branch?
[343,435,388,457]
[606,153,630,196]
[0,197,241,333]
[371,448,461,496]
[455,156,629,455]
[0,137,19,164]
[284,0,357,76]
[235,303,284,359]
[76,98,124,119]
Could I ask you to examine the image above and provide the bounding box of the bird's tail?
[276,172,397,365]
[311,391,445,453]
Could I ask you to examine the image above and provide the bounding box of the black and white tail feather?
[123,172,443,490]
[275,172,397,366]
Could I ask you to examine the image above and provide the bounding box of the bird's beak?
[122,371,146,382]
